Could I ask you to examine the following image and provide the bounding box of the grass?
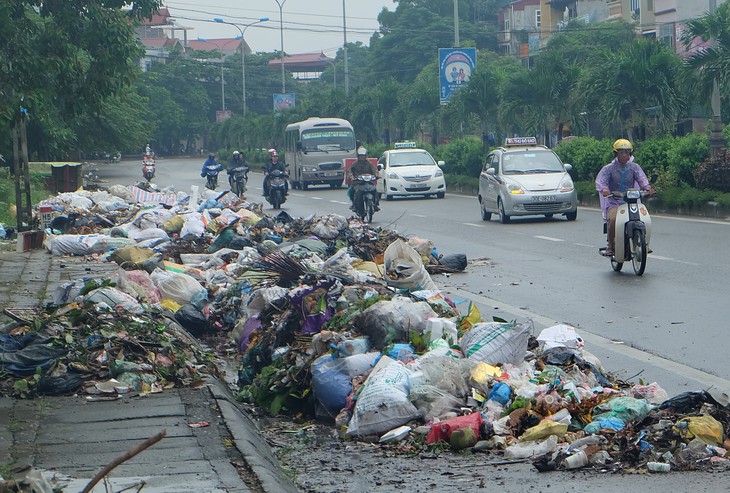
[0,165,55,227]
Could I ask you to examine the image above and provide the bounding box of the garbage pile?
[2,183,729,476]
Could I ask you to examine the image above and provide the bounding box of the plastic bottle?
[646,462,671,472]
[567,434,607,451]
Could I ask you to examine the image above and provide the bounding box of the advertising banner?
[273,93,296,113]
[439,48,477,105]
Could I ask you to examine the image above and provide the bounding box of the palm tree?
[579,39,684,141]
[680,2,730,106]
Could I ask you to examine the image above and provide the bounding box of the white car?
[376,143,446,200]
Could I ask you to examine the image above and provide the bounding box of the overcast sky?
[163,1,395,57]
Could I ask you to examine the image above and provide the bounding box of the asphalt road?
[91,157,730,402]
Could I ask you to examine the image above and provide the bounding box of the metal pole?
[274,0,287,93]
[453,0,460,48]
[343,0,349,95]
[708,0,725,155]
[220,47,225,112]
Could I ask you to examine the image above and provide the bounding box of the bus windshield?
[301,129,356,152]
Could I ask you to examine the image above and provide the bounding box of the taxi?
[478,137,577,223]
[375,142,446,200]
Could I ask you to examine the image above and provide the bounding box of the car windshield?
[301,129,356,152]
[389,151,436,167]
[501,151,564,174]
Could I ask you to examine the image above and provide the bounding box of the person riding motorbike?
[595,138,653,257]
[228,150,249,188]
[347,146,380,211]
[200,153,222,177]
[263,149,288,196]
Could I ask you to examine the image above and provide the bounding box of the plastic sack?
[425,412,482,444]
[117,269,161,304]
[346,359,419,437]
[674,415,724,447]
[83,287,143,314]
[150,269,207,306]
[311,352,380,419]
[536,324,584,350]
[355,296,437,350]
[312,214,348,239]
[460,320,533,365]
[383,239,437,291]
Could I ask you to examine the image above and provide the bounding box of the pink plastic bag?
[426,412,483,444]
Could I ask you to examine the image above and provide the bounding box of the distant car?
[478,137,577,223]
[376,142,446,200]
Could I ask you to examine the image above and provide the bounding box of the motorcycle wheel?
[611,257,623,272]
[364,195,374,223]
[631,229,647,276]
[272,191,282,209]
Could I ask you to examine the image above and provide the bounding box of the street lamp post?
[198,38,225,112]
[274,0,287,93]
[342,0,349,95]
[214,17,269,117]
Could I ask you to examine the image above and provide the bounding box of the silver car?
[478,137,577,223]
[376,143,446,200]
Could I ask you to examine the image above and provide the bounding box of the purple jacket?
[595,157,650,216]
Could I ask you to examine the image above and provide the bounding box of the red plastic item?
[425,412,483,444]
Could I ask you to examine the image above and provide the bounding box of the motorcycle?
[142,159,156,182]
[352,174,378,223]
[599,189,652,276]
[229,165,249,197]
[265,169,289,209]
[203,163,223,190]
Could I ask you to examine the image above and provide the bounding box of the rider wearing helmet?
[595,139,652,256]
[228,150,249,187]
[347,146,380,211]
[262,149,287,196]
[200,153,220,177]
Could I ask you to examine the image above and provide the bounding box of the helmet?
[612,139,633,152]
[270,150,278,157]
[208,153,215,159]
[356,146,368,156]
[233,150,240,156]
[268,148,277,155]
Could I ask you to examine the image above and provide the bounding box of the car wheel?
[498,198,510,224]
[385,192,393,201]
[480,200,492,221]
[436,191,445,199]
[566,210,577,221]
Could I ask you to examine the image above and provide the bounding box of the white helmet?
[356,146,367,156]
[233,150,240,156]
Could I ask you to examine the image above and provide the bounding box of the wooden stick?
[80,429,166,493]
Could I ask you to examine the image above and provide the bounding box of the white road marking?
[330,200,349,205]
[411,214,428,218]
[534,235,563,242]
[310,196,323,200]
[462,222,484,228]
[574,243,594,247]
[650,254,700,266]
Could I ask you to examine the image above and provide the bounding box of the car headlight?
[507,184,524,194]
[434,169,443,177]
[386,172,399,180]
[302,166,318,172]
[559,177,574,192]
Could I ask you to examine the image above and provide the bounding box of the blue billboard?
[439,48,477,105]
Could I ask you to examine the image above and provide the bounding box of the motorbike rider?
[595,138,653,256]
[200,153,222,177]
[227,150,249,188]
[347,146,380,211]
[262,149,288,196]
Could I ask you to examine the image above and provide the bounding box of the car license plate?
[532,195,556,202]
[323,172,338,177]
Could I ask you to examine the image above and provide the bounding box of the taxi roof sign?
[505,137,537,146]
[394,141,417,149]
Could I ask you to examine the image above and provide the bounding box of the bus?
[284,117,358,190]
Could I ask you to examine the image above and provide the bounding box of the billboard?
[439,48,477,105]
[273,93,296,113]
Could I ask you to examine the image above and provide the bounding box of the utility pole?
[709,0,725,155]
[343,0,349,95]
[274,0,287,93]
[13,107,32,232]
[453,0,460,47]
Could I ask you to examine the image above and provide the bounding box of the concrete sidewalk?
[0,250,297,493]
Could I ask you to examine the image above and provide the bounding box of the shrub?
[554,137,612,181]
[433,136,484,176]
[666,132,709,187]
[693,148,730,193]
[632,136,673,180]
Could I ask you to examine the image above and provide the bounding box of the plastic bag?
[630,382,669,405]
[311,352,380,419]
[117,269,161,304]
[174,303,209,337]
[355,296,436,350]
[425,412,482,444]
[383,239,437,291]
[150,269,207,306]
[346,359,419,437]
[83,287,143,314]
[409,385,464,422]
[536,324,584,350]
[504,435,558,459]
[520,420,568,442]
[439,253,467,271]
[674,415,724,446]
[460,320,533,365]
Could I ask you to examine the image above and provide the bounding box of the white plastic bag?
[347,359,419,437]
[150,269,207,306]
[383,239,437,291]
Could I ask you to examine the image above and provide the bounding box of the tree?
[578,39,684,141]
[0,0,163,160]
